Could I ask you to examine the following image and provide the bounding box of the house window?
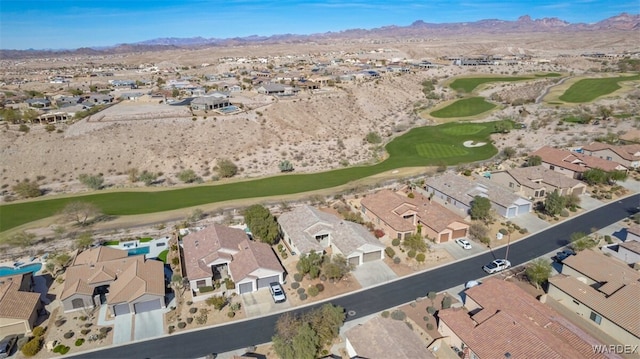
[196,280,206,288]
[549,165,555,170]
[606,156,612,161]
[397,233,402,239]
[572,299,580,305]
[509,182,514,188]
[539,189,545,197]
[156,242,166,247]
[589,311,602,325]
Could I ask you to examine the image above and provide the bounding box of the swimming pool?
[0,263,42,277]
[128,246,150,256]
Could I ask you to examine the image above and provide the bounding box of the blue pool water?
[128,246,150,256]
[0,263,42,277]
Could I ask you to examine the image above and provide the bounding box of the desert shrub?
[21,336,43,357]
[373,229,385,238]
[416,253,426,262]
[187,317,193,324]
[224,278,236,289]
[316,283,324,292]
[385,247,395,258]
[308,286,319,297]
[423,316,430,322]
[427,291,437,300]
[391,238,401,246]
[297,287,305,295]
[186,300,193,306]
[293,272,303,282]
[427,323,434,330]
[63,331,75,339]
[81,328,91,335]
[390,310,406,321]
[407,249,416,258]
[75,338,84,346]
[227,311,236,318]
[463,169,472,176]
[189,307,198,314]
[79,315,87,321]
[53,344,63,353]
[55,318,66,327]
[199,285,214,293]
[519,228,528,234]
[99,327,111,334]
[442,296,452,309]
[291,282,300,289]
[560,209,570,217]
[32,326,46,337]
[499,228,508,235]
[427,306,436,315]
[381,310,390,318]
[205,295,228,310]
[60,345,70,354]
[178,322,186,329]
[393,256,401,264]
[17,336,29,351]
[605,235,613,244]
[299,293,308,301]
[320,274,327,281]
[168,325,175,334]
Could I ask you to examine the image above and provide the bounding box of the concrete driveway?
[510,212,551,234]
[579,194,604,211]
[112,313,133,344]
[241,288,291,318]
[351,260,397,288]
[134,309,165,341]
[440,239,486,260]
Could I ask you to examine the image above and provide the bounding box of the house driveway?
[112,313,133,344]
[619,178,640,193]
[439,239,486,260]
[134,309,165,341]
[241,288,291,318]
[351,260,397,288]
[510,212,551,234]
[579,194,604,211]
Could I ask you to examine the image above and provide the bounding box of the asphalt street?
[73,194,639,359]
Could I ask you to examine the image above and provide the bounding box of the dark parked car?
[554,249,576,262]
[0,335,17,359]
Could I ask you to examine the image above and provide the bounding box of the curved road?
[75,194,639,359]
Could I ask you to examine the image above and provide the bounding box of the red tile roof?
[0,274,40,321]
[439,278,611,359]
[532,146,626,173]
[182,224,248,281]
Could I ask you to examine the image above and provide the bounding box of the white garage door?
[518,203,531,215]
[113,303,130,316]
[363,251,381,262]
[134,299,162,313]
[506,207,517,218]
[238,282,253,294]
[257,275,280,289]
[348,256,360,267]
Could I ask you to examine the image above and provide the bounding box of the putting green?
[441,124,485,136]
[559,74,640,103]
[430,97,496,118]
[415,143,468,158]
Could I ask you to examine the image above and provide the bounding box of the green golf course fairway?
[559,74,640,103]
[430,97,496,118]
[0,121,506,232]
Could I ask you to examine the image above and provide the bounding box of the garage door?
[0,322,26,338]
[257,275,280,289]
[348,256,360,267]
[439,233,449,243]
[517,203,531,215]
[238,282,253,294]
[113,303,130,316]
[134,299,162,313]
[363,251,381,262]
[506,207,517,218]
[452,228,467,239]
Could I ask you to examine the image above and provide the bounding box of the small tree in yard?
[296,251,323,279]
[177,169,200,183]
[468,222,489,242]
[570,232,598,251]
[526,258,552,290]
[322,254,354,281]
[205,295,228,310]
[525,155,542,167]
[502,146,516,159]
[279,160,294,172]
[403,233,428,253]
[544,190,566,216]
[75,232,94,250]
[470,196,492,221]
[138,171,158,186]
[243,204,280,245]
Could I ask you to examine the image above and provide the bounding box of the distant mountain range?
[2,13,638,59]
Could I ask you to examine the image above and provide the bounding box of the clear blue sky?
[0,0,637,50]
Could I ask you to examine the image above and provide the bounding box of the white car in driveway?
[269,282,286,303]
[455,238,472,250]
[482,259,511,274]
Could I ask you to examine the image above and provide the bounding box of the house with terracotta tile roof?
[438,278,614,359]
[581,142,640,169]
[548,249,640,347]
[0,273,42,337]
[531,146,628,179]
[360,189,469,242]
[344,316,435,359]
[425,173,532,219]
[278,205,385,267]
[182,224,284,295]
[61,246,165,316]
[489,165,587,201]
[602,240,640,265]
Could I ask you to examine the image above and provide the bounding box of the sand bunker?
[463,140,487,147]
